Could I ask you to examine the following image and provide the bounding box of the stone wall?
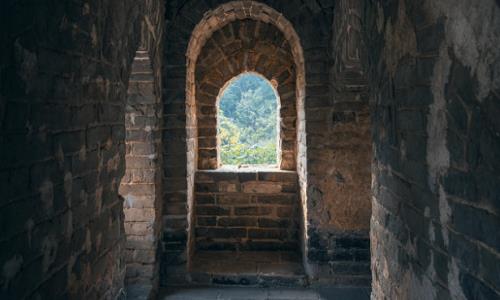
[120,51,161,290]
[367,0,500,298]
[161,0,310,286]
[303,0,372,285]
[2,0,499,297]
[120,0,164,297]
[0,0,145,299]
[161,0,373,286]
[194,170,300,251]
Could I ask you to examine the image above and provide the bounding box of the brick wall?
[367,0,500,298]
[302,0,372,286]
[161,0,373,286]
[0,1,144,299]
[194,170,300,251]
[162,0,309,286]
[121,0,164,296]
[0,0,167,298]
[120,50,160,288]
[3,0,499,297]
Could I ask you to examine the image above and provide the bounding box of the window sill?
[198,166,296,174]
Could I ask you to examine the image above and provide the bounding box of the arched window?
[217,73,280,167]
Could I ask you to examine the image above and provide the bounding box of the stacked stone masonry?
[302,0,372,285]
[366,0,500,299]
[194,170,300,251]
[2,0,500,299]
[0,0,145,298]
[161,0,310,286]
[119,50,161,289]
[0,0,165,298]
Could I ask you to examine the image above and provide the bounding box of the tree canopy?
[218,73,278,166]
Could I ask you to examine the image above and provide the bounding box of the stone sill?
[201,166,296,174]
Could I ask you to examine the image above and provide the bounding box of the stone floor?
[159,287,371,300]
[127,251,371,299]
[190,251,306,287]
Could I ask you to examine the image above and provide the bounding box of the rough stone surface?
[367,0,500,298]
[161,0,372,287]
[0,1,143,299]
[194,170,300,251]
[120,2,165,298]
[303,0,372,286]
[190,251,306,288]
[2,0,499,298]
[161,0,310,286]
[121,50,162,295]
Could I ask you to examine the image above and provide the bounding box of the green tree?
[218,74,278,166]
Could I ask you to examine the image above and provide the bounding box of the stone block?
[218,217,258,227]
[217,194,250,205]
[257,195,296,205]
[248,229,288,240]
[196,194,216,204]
[196,227,247,239]
[196,205,230,216]
[257,172,297,182]
[258,218,290,228]
[197,217,217,226]
[277,207,294,218]
[234,206,273,216]
[242,182,282,194]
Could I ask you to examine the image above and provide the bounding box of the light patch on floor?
[158,287,370,300]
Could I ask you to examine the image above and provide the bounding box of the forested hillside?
[218,74,278,166]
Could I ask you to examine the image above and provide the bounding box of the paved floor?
[159,287,370,300]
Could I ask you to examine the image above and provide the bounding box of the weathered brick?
[196,205,230,216]
[197,217,217,226]
[196,194,216,204]
[277,206,294,218]
[217,194,250,205]
[242,181,282,194]
[258,218,290,228]
[248,229,288,240]
[218,217,258,227]
[195,227,247,239]
[257,194,296,205]
[234,206,273,216]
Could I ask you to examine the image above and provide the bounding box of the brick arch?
[195,19,297,170]
[185,1,307,171]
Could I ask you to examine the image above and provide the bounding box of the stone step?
[135,50,149,58]
[188,251,307,288]
[190,272,308,288]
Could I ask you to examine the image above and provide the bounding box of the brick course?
[194,170,300,251]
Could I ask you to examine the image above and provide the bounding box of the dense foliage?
[218,74,278,166]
